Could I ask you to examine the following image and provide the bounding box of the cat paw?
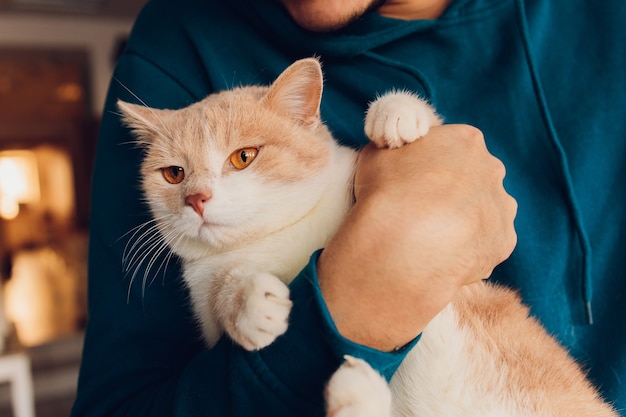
[325,356,392,417]
[365,90,442,149]
[231,272,292,351]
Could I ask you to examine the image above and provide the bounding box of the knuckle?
[507,194,518,216]
[502,221,518,258]
[504,227,518,253]
[458,124,484,142]
[492,157,507,180]
[446,124,485,148]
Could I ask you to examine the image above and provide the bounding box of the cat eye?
[229,147,259,170]
[161,166,185,184]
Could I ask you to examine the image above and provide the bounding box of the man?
[72,0,625,415]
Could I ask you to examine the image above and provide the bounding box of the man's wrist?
[316,202,434,351]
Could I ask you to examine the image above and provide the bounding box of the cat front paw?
[365,90,442,149]
[230,272,292,351]
[325,356,392,417]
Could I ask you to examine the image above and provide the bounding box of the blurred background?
[0,0,146,415]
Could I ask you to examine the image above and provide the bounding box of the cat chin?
[169,235,224,260]
[195,224,238,249]
[168,225,259,259]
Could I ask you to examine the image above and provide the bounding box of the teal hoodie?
[72,0,626,415]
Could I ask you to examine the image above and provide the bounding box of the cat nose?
[185,192,212,216]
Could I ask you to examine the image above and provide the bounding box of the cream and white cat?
[119,58,617,417]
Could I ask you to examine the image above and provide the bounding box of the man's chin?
[279,0,387,33]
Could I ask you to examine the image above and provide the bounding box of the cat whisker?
[139,232,186,299]
[122,224,161,267]
[125,223,172,274]
[124,232,164,277]
[121,216,170,266]
[227,91,233,142]
[122,216,179,301]
[156,240,179,282]
[126,238,171,302]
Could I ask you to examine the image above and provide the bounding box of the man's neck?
[377,0,451,20]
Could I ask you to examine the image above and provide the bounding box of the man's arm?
[319,125,518,351]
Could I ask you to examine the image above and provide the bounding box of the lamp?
[0,150,40,220]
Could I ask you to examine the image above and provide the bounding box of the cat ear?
[263,58,323,128]
[117,100,167,145]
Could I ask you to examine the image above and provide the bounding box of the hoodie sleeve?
[72,52,416,417]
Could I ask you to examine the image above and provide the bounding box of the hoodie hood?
[233,0,509,57]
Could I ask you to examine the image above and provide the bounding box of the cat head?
[118,58,339,258]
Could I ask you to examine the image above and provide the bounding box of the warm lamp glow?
[0,198,19,220]
[0,150,40,220]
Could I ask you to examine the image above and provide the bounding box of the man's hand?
[317,124,517,351]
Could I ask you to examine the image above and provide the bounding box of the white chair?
[0,352,35,417]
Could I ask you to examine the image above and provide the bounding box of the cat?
[119,58,617,417]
